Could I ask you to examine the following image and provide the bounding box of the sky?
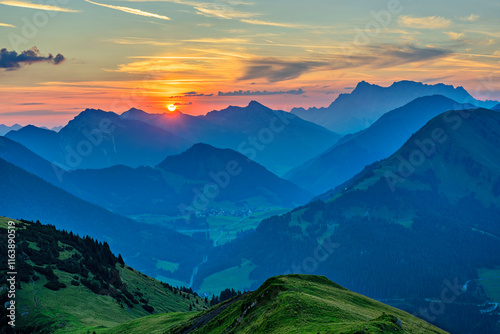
[0,0,499,127]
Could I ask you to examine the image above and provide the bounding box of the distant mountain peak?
[66,109,120,125]
[158,143,234,169]
[291,80,498,134]
[123,107,148,115]
[247,100,267,109]
[181,142,219,155]
[354,80,372,89]
[0,124,23,136]
[22,124,39,130]
[14,124,56,133]
[81,108,108,114]
[206,101,276,119]
[120,107,151,121]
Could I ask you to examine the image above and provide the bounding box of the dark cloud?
[239,44,452,82]
[0,47,65,70]
[170,91,214,98]
[420,75,454,83]
[0,110,75,116]
[174,102,193,105]
[184,91,213,97]
[54,53,65,64]
[18,102,45,105]
[218,88,305,96]
[377,44,451,66]
[239,59,327,82]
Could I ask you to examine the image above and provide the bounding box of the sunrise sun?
[167,104,177,112]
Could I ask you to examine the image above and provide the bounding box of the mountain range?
[6,109,190,170]
[197,108,500,334]
[286,95,477,194]
[5,101,340,176]
[0,137,311,217]
[291,80,498,134]
[0,123,22,136]
[2,80,500,334]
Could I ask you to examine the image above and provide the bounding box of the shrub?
[142,304,154,313]
[44,280,66,291]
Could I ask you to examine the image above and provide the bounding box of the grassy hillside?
[100,275,449,334]
[0,217,208,333]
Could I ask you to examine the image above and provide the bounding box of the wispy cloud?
[84,0,170,20]
[459,14,479,22]
[218,88,305,96]
[0,0,79,12]
[0,23,16,28]
[183,38,249,44]
[193,4,255,19]
[240,19,300,28]
[379,44,451,64]
[240,58,328,82]
[107,59,201,73]
[187,48,251,59]
[239,44,453,82]
[167,0,257,19]
[445,31,465,40]
[398,15,451,29]
[109,37,178,46]
[128,56,227,59]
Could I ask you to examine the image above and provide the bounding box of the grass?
[155,259,179,273]
[96,312,197,334]
[107,274,450,334]
[129,207,289,246]
[478,267,500,303]
[19,265,208,333]
[189,274,448,333]
[0,217,209,333]
[155,276,190,289]
[0,216,22,229]
[16,268,136,333]
[198,259,257,296]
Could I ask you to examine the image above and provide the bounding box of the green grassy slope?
[101,275,449,334]
[0,217,208,333]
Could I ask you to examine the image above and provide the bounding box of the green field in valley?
[478,268,500,303]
